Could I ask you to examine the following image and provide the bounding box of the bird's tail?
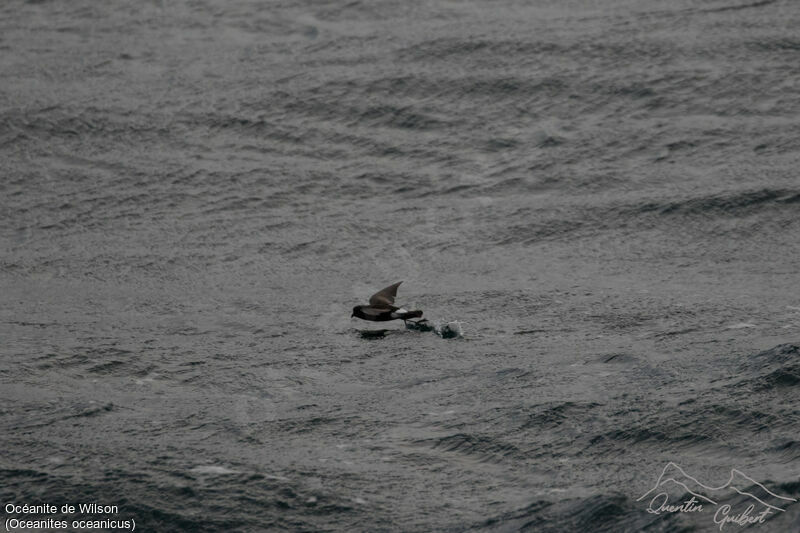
[397,310,423,320]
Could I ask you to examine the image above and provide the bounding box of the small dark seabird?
[351,281,423,323]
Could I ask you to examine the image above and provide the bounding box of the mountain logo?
[637,462,797,530]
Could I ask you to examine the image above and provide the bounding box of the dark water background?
[2,0,799,531]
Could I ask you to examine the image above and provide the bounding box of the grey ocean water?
[2,0,799,531]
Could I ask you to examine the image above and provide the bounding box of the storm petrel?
[351,281,423,322]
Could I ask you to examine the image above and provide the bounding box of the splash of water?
[405,319,464,339]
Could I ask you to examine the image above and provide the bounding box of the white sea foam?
[435,321,464,339]
[405,319,464,338]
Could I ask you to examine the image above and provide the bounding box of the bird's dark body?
[352,306,394,322]
[351,306,423,322]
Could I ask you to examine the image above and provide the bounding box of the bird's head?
[351,306,360,318]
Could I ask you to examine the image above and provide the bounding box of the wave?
[493,187,799,245]
[470,494,644,533]
[701,0,778,14]
[633,188,800,217]
[421,432,526,464]
[733,344,800,391]
[521,402,602,431]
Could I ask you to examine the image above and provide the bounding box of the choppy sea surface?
[2,0,799,531]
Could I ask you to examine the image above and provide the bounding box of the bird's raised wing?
[369,281,402,307]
